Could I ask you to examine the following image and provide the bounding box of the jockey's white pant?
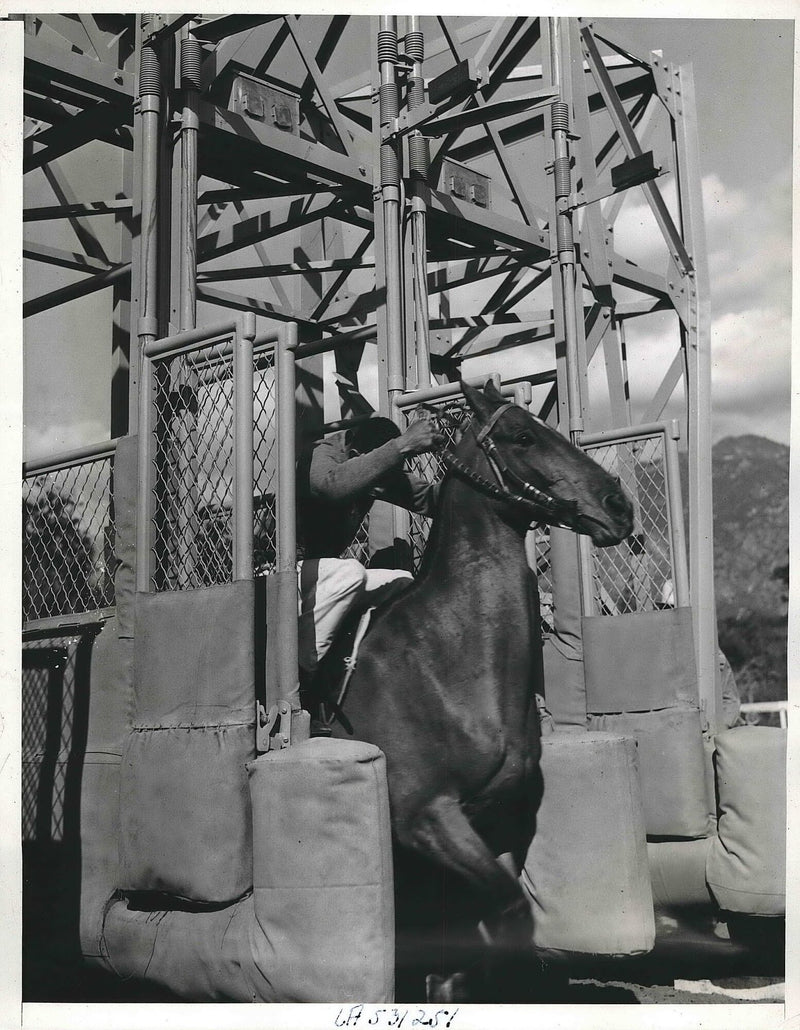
[297,558,413,672]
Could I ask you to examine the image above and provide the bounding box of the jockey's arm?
[307,423,441,508]
[307,434,409,502]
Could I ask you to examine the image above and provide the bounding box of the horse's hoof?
[425,972,470,1003]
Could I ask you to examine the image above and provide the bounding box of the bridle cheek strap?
[474,402,515,444]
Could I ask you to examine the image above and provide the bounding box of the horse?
[325,379,634,1000]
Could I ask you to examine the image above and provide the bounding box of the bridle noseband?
[441,402,578,527]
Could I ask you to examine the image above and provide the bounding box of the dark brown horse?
[329,379,634,999]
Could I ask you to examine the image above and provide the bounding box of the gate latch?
[255,699,292,753]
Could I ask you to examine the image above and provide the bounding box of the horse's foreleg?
[403,795,531,939]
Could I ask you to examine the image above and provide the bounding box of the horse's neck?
[419,474,528,590]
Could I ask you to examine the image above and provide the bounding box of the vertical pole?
[664,421,691,608]
[549,18,594,616]
[234,314,255,582]
[548,17,584,443]
[406,15,432,389]
[178,29,201,332]
[136,18,161,378]
[674,60,718,731]
[135,351,154,592]
[134,16,162,593]
[276,323,300,712]
[378,15,405,414]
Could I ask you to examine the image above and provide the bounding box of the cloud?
[605,170,791,444]
[23,417,109,465]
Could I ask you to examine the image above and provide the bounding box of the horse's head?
[453,380,633,547]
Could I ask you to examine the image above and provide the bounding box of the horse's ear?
[483,379,506,406]
[461,379,504,423]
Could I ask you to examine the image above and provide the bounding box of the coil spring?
[180,37,203,92]
[407,75,425,108]
[377,30,398,64]
[379,81,399,122]
[139,45,161,97]
[554,156,571,198]
[551,101,570,134]
[557,218,574,254]
[408,132,429,180]
[381,142,400,187]
[405,30,424,63]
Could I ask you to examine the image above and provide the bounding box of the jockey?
[295,414,443,677]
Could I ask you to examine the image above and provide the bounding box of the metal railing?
[23,440,118,631]
[740,701,788,729]
[581,421,689,618]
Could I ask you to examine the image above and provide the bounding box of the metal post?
[137,18,161,362]
[378,16,405,413]
[276,323,300,712]
[664,421,691,608]
[548,17,584,443]
[178,29,202,332]
[134,18,162,594]
[233,314,255,581]
[135,351,154,592]
[406,15,432,389]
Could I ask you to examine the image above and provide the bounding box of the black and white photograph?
[2,7,795,1028]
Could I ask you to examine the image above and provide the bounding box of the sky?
[14,13,796,461]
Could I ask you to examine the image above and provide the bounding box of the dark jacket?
[297,432,437,559]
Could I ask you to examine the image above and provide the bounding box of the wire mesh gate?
[136,317,298,592]
[582,421,689,617]
[23,442,117,627]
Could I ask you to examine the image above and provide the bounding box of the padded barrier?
[119,581,256,902]
[647,839,714,909]
[587,706,712,838]
[521,732,654,958]
[79,618,133,962]
[541,528,587,728]
[103,738,395,1002]
[249,738,395,1002]
[112,435,138,640]
[706,727,786,916]
[582,608,698,713]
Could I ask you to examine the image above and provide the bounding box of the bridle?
[440,401,579,527]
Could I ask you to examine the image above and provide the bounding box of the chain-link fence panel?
[253,350,278,575]
[21,639,78,843]
[584,434,674,616]
[23,451,115,624]
[149,342,235,590]
[148,341,279,588]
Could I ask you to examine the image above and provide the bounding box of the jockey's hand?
[397,419,445,456]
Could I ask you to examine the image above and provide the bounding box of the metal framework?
[21,15,717,727]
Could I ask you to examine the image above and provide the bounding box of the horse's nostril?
[604,493,628,516]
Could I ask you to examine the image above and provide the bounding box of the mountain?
[681,435,789,703]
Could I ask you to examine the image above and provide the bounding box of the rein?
[441,402,578,527]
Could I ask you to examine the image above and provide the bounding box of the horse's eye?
[515,432,534,445]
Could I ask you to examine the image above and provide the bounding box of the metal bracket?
[255,698,292,753]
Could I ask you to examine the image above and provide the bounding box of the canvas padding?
[132,581,255,725]
[706,727,786,915]
[85,618,133,754]
[248,737,395,1002]
[120,582,257,900]
[582,608,698,714]
[646,839,714,908]
[119,723,253,901]
[587,707,711,838]
[522,732,654,957]
[542,528,587,727]
[112,435,138,639]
